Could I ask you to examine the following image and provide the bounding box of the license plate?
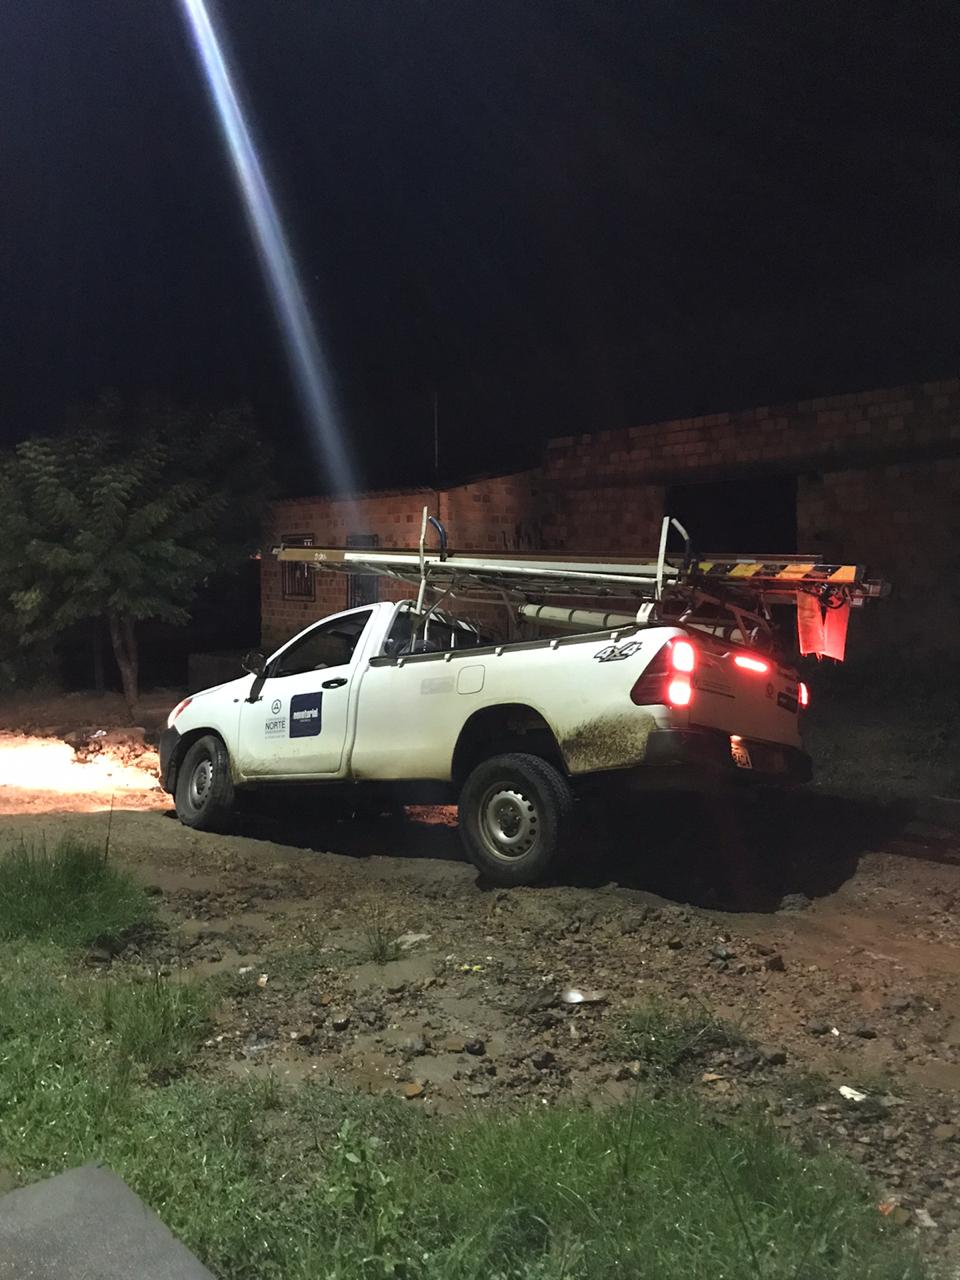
[730,737,753,769]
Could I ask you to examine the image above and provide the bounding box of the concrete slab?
[0,1165,214,1279]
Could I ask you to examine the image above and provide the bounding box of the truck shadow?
[561,788,916,911]
[230,792,465,866]
[229,785,926,914]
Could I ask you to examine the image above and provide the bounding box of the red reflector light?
[672,640,696,673]
[167,696,194,728]
[798,681,810,708]
[734,653,769,674]
[667,677,692,707]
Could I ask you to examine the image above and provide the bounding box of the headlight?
[166,696,194,728]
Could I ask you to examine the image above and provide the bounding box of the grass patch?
[0,944,210,1087]
[257,939,354,986]
[209,967,258,1000]
[360,913,401,965]
[265,940,329,983]
[781,1071,833,1106]
[0,836,151,948]
[610,997,749,1075]
[100,972,211,1079]
[0,945,925,1280]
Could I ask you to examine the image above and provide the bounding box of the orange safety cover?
[822,599,850,662]
[797,592,826,657]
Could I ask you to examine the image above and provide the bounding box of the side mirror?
[241,649,267,677]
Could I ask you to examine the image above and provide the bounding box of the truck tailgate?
[692,642,802,749]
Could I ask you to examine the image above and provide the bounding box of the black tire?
[174,734,236,831]
[458,752,573,886]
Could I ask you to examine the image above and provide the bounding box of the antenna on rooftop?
[432,388,440,487]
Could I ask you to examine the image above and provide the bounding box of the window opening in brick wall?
[665,475,797,554]
[346,533,380,608]
[281,534,316,601]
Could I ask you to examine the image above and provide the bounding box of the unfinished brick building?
[262,377,960,655]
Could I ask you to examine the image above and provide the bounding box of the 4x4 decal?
[594,641,642,663]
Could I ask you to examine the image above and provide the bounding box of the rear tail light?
[798,681,810,708]
[733,653,769,674]
[630,638,697,708]
[672,639,696,673]
[667,677,693,707]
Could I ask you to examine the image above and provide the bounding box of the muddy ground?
[1,699,960,1258]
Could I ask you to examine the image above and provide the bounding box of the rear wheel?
[175,734,235,831]
[458,752,573,886]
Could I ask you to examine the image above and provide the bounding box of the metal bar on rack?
[415,505,429,614]
[656,516,670,599]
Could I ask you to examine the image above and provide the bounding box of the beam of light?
[177,0,355,493]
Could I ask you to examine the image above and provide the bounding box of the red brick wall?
[262,379,959,652]
[261,489,431,649]
[542,378,960,489]
[438,471,543,552]
[541,483,664,556]
[539,377,960,649]
[798,457,960,650]
[262,472,543,649]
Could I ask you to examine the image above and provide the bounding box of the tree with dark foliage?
[0,396,272,707]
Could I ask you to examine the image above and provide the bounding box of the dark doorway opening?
[665,475,798,555]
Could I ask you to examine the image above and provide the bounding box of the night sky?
[3,1,958,495]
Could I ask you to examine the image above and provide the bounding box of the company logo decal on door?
[264,697,286,738]
[290,692,323,738]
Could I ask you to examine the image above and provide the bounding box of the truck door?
[238,608,373,777]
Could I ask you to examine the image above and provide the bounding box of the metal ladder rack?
[273,511,888,657]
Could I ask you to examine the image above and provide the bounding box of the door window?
[271,611,372,678]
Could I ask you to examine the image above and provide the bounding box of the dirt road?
[3,777,960,1249]
[1,694,960,1251]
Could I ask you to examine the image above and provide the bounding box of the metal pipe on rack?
[518,605,637,632]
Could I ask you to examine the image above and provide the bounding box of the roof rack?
[274,511,889,659]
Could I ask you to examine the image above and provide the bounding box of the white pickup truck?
[159,517,890,884]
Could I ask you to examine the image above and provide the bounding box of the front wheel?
[458,752,573,886]
[175,734,236,831]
